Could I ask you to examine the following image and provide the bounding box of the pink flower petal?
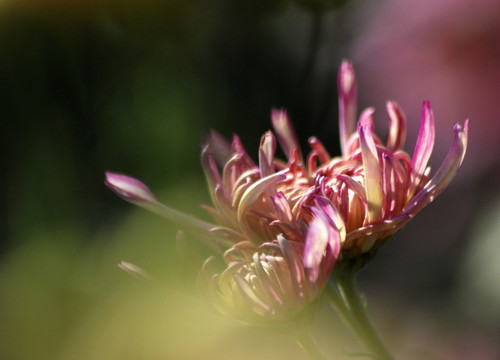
[338,60,358,156]
[259,131,276,178]
[105,172,157,203]
[271,192,293,223]
[403,120,469,216]
[411,101,435,180]
[278,235,304,296]
[303,202,342,283]
[386,101,406,151]
[236,171,286,221]
[271,109,301,160]
[357,110,383,223]
[206,130,233,166]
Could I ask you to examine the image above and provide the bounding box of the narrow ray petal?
[308,137,331,165]
[403,120,469,216]
[234,273,273,315]
[236,171,286,221]
[386,101,406,151]
[259,131,277,178]
[271,109,301,160]
[338,59,358,156]
[278,235,302,294]
[357,111,383,223]
[411,101,435,179]
[271,192,293,223]
[207,130,233,166]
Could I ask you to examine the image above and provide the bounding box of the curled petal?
[338,59,358,156]
[357,111,383,223]
[259,131,277,178]
[196,256,217,298]
[234,273,272,316]
[271,109,301,160]
[335,174,367,204]
[308,137,331,165]
[403,120,469,216]
[236,171,287,221]
[386,101,406,151]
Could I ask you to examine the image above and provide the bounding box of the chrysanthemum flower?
[105,59,468,325]
[309,60,469,261]
[105,164,344,325]
[188,121,347,324]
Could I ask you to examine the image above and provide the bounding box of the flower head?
[105,60,468,324]
[310,60,469,261]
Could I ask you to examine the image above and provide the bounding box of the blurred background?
[1,0,499,359]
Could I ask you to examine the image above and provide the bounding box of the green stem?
[326,273,394,360]
[294,327,327,360]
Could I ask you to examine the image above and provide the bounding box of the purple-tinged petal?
[303,197,343,281]
[105,172,157,204]
[259,131,276,178]
[386,101,406,151]
[206,130,233,166]
[278,235,303,297]
[357,110,383,223]
[231,134,246,155]
[271,109,301,160]
[411,101,435,180]
[313,196,346,241]
[201,146,225,200]
[303,200,342,283]
[271,192,293,223]
[236,171,286,221]
[308,137,331,165]
[338,59,358,156]
[403,120,469,217]
[303,215,330,283]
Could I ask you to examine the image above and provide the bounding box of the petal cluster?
[105,60,468,325]
[198,126,344,324]
[309,61,469,258]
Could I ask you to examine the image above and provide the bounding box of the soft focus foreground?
[1,1,499,360]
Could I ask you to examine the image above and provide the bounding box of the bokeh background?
[1,0,499,359]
